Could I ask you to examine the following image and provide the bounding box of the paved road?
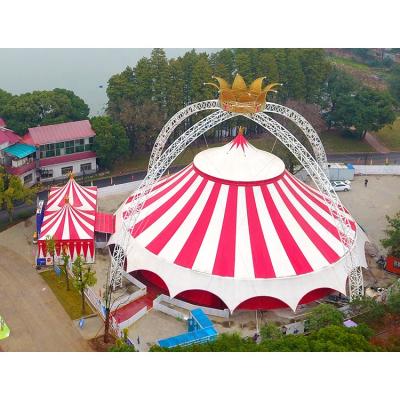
[0,244,91,351]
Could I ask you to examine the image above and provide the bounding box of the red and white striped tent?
[38,176,97,263]
[111,134,368,311]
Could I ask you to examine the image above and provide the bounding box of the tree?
[109,328,136,352]
[307,303,344,332]
[45,235,56,269]
[2,89,90,134]
[90,116,129,169]
[389,64,400,104]
[308,325,376,352]
[387,280,400,314]
[260,321,283,341]
[72,256,97,315]
[0,88,13,116]
[381,212,400,258]
[0,167,36,222]
[59,246,71,291]
[351,296,385,323]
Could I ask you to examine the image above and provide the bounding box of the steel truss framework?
[148,101,328,171]
[111,102,363,301]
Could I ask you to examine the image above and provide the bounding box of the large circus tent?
[111,133,369,312]
[37,176,99,263]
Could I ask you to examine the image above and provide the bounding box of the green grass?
[319,130,375,153]
[0,209,35,232]
[40,270,94,320]
[371,118,400,151]
[327,55,373,72]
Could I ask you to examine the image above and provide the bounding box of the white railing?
[153,296,188,320]
[154,294,230,319]
[123,271,147,290]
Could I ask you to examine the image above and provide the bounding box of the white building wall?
[40,156,97,181]
[19,168,37,187]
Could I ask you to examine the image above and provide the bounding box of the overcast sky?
[0,48,218,116]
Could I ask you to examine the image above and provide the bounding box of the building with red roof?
[0,119,97,186]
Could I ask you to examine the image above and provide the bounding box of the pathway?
[0,244,91,351]
[364,132,390,153]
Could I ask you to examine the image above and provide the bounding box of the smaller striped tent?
[38,175,97,263]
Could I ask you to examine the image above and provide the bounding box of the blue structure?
[4,143,36,158]
[36,200,45,235]
[158,309,218,349]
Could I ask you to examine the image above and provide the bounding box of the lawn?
[40,269,94,320]
[371,118,400,151]
[327,55,373,72]
[319,130,375,153]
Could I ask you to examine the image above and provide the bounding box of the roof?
[39,151,96,167]
[111,135,369,311]
[4,160,35,176]
[3,143,36,158]
[95,212,115,234]
[0,127,20,146]
[46,176,97,213]
[193,135,285,182]
[38,177,98,258]
[25,120,95,146]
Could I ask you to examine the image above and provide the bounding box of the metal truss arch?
[148,100,220,170]
[265,102,328,171]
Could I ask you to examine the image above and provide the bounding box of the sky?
[0,48,217,116]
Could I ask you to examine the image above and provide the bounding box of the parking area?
[337,175,400,253]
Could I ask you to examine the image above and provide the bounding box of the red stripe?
[245,187,275,278]
[132,172,198,237]
[212,186,238,277]
[285,173,356,232]
[260,185,313,275]
[274,182,340,263]
[174,183,221,268]
[141,166,194,210]
[146,178,208,255]
[282,175,341,240]
[125,165,190,204]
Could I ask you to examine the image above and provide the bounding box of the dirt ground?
[336,175,400,254]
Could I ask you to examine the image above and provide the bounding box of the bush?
[307,304,344,332]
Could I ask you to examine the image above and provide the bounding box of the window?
[40,145,46,151]
[56,142,65,149]
[45,143,55,151]
[24,173,33,183]
[75,139,84,145]
[75,145,84,153]
[394,260,400,269]
[61,166,73,175]
[80,163,92,172]
[66,140,74,148]
[66,147,75,154]
[89,137,94,144]
[45,150,55,158]
[84,144,93,151]
[41,169,53,178]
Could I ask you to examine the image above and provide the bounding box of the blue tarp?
[191,308,214,329]
[4,143,36,158]
[158,327,217,349]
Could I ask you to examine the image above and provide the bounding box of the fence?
[354,165,400,175]
[118,306,148,329]
[154,294,230,319]
[153,297,188,321]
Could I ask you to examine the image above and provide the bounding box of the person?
[364,178,368,187]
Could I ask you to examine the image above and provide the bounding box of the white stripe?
[69,211,92,239]
[129,169,196,224]
[278,180,344,256]
[159,180,214,262]
[125,166,190,207]
[136,176,203,247]
[268,184,329,270]
[253,186,295,277]
[234,187,254,279]
[283,175,336,226]
[61,209,70,239]
[192,185,229,274]
[70,210,95,233]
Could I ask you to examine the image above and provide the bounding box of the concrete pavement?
[0,243,91,351]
